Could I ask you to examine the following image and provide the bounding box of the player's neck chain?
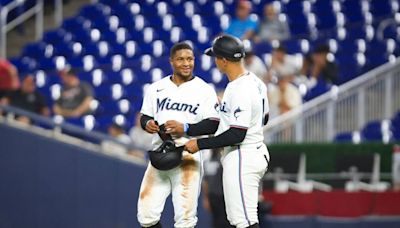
[237,71,249,79]
[231,71,249,81]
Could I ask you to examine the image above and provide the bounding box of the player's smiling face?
[170,49,195,80]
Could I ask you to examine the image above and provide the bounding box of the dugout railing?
[264,57,400,143]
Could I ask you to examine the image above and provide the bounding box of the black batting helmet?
[204,35,245,61]
[148,139,183,170]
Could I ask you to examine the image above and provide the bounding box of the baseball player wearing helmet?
[184,35,270,228]
[137,42,220,228]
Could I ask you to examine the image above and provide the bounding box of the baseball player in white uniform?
[184,35,270,228]
[137,42,219,228]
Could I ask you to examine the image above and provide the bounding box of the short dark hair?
[60,67,79,77]
[314,44,330,54]
[170,42,193,58]
[274,45,287,53]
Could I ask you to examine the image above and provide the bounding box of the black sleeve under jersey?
[187,119,219,136]
[197,127,247,150]
[140,114,154,130]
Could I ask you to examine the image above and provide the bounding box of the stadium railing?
[264,57,400,143]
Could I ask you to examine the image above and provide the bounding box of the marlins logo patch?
[233,107,243,120]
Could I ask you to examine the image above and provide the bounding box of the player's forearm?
[197,127,246,150]
[140,114,153,130]
[187,118,219,136]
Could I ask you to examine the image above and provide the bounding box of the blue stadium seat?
[361,120,389,142]
[287,13,311,37]
[342,0,365,23]
[392,112,400,141]
[22,42,48,59]
[9,57,37,75]
[252,41,273,56]
[370,0,393,18]
[334,132,354,143]
[303,79,332,101]
[10,0,400,133]
[315,11,337,31]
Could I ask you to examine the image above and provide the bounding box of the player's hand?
[184,139,199,154]
[164,120,184,137]
[145,120,159,134]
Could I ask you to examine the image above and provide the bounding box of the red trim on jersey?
[230,125,248,130]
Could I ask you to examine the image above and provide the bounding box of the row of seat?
[335,111,400,143]
[9,0,400,142]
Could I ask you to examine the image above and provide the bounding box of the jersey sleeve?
[201,86,220,120]
[140,84,155,117]
[227,86,252,129]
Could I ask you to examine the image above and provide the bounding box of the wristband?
[183,123,189,133]
[145,120,152,127]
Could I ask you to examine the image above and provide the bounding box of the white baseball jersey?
[141,76,219,148]
[138,75,219,228]
[216,71,269,145]
[217,71,270,228]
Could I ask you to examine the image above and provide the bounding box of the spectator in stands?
[266,46,300,83]
[0,75,49,124]
[128,112,152,159]
[223,0,258,40]
[0,58,20,99]
[53,68,94,117]
[253,3,290,43]
[268,77,302,116]
[108,122,132,145]
[302,44,339,84]
[102,121,134,156]
[243,40,268,82]
[266,46,302,115]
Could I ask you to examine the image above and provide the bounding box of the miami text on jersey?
[156,97,199,114]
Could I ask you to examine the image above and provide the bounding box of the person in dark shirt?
[302,44,339,84]
[53,68,94,117]
[1,75,49,124]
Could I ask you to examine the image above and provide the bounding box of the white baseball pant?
[137,152,203,228]
[222,143,269,228]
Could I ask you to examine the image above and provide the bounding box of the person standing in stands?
[0,75,49,124]
[224,0,258,40]
[53,68,94,117]
[0,58,20,99]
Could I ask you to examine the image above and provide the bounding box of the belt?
[224,143,265,153]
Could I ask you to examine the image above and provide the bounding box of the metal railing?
[264,58,400,143]
[0,0,64,58]
[0,104,146,165]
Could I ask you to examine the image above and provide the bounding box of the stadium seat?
[9,0,400,134]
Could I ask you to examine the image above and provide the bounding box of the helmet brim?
[204,47,215,57]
